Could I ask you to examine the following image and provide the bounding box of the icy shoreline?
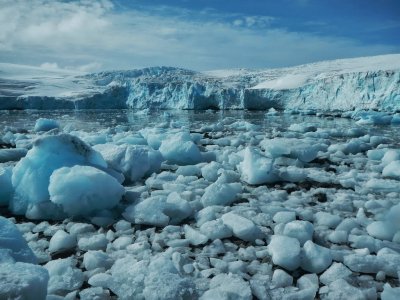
[1,110,400,299]
[1,54,400,111]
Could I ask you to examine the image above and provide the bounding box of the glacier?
[1,54,399,111]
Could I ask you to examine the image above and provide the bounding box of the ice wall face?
[0,54,399,111]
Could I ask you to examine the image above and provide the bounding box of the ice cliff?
[0,54,399,111]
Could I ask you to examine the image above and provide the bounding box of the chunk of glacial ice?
[239,147,279,185]
[34,118,60,132]
[0,216,37,263]
[159,132,203,165]
[49,165,125,217]
[11,133,107,216]
[268,235,301,271]
[0,261,49,300]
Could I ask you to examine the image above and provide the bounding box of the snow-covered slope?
[1,54,399,111]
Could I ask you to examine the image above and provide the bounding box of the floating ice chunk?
[272,269,293,288]
[200,219,233,240]
[78,234,108,251]
[93,143,161,182]
[288,123,317,133]
[176,165,201,176]
[201,161,222,182]
[48,230,76,253]
[273,211,296,224]
[239,147,279,185]
[382,283,400,300]
[319,262,352,286]
[49,165,124,217]
[68,223,96,236]
[367,203,400,241]
[0,261,49,300]
[201,181,242,207]
[0,216,37,263]
[159,132,203,165]
[260,138,326,162]
[314,212,341,229]
[200,273,252,300]
[0,167,13,206]
[283,220,314,246]
[381,149,400,166]
[109,256,147,299]
[325,279,367,300]
[83,251,113,271]
[0,148,27,163]
[300,240,332,274]
[184,225,208,245]
[279,166,307,182]
[221,212,263,242]
[382,160,400,179]
[268,235,301,271]
[79,287,110,300]
[367,221,396,241]
[45,257,84,294]
[143,255,196,300]
[365,178,400,193]
[11,134,107,216]
[34,118,60,132]
[112,236,133,250]
[123,193,193,226]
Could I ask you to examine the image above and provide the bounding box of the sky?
[0,0,399,72]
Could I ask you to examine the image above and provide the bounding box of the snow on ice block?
[159,132,203,165]
[11,133,107,215]
[200,273,252,300]
[268,235,301,271]
[93,143,162,182]
[0,166,13,206]
[201,181,242,207]
[260,137,326,162]
[382,160,400,179]
[221,212,263,242]
[34,118,60,132]
[283,220,314,246]
[0,261,49,300]
[49,165,125,217]
[44,257,84,294]
[239,147,279,185]
[300,240,333,274]
[0,216,37,263]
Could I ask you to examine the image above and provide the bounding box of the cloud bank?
[0,0,397,71]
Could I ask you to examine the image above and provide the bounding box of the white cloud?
[0,0,397,71]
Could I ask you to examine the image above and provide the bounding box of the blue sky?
[0,0,399,71]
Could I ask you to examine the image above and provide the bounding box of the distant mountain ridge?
[1,54,399,111]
